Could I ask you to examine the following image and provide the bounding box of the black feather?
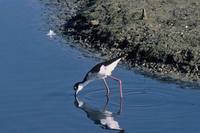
[80,55,124,83]
[89,55,124,73]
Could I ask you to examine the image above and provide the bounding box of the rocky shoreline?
[42,0,200,84]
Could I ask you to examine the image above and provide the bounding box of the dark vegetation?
[42,0,200,84]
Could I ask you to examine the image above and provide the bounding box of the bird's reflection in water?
[74,96,124,133]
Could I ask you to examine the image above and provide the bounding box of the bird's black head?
[73,82,79,91]
[73,82,84,96]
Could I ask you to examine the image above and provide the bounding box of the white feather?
[99,58,121,76]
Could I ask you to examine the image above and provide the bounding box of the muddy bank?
[42,0,200,84]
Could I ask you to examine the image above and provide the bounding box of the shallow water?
[0,0,200,133]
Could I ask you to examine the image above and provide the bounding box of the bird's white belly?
[87,71,108,81]
[97,72,108,79]
[99,65,112,76]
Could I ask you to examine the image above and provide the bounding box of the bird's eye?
[74,84,78,90]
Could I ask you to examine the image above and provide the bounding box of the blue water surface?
[0,0,200,133]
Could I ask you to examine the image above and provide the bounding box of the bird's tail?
[114,53,128,60]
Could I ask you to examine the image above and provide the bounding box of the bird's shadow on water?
[74,95,125,133]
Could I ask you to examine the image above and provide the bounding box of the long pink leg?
[107,75,123,98]
[103,78,110,96]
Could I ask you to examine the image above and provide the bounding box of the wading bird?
[74,55,124,98]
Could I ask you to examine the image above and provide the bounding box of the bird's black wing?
[88,55,124,73]
[81,63,102,82]
[88,62,103,73]
[101,55,124,66]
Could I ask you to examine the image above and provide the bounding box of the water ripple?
[82,86,174,108]
[120,88,175,108]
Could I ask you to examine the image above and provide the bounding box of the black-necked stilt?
[74,55,124,98]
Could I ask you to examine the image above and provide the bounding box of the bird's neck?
[79,79,91,88]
